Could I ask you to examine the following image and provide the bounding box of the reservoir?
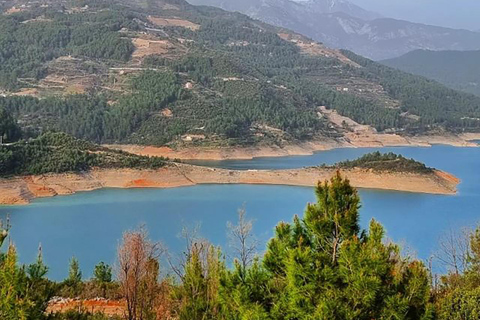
[1,145,480,280]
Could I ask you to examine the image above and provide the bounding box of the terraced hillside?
[1,0,480,148]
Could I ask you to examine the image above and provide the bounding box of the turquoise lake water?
[1,145,480,280]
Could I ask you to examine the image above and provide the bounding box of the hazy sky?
[294,0,480,30]
[347,0,480,30]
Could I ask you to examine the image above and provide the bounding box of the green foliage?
[93,262,112,284]
[0,8,135,89]
[0,70,183,144]
[436,287,480,320]
[0,132,167,177]
[343,50,480,132]
[67,257,82,286]
[382,49,480,97]
[219,259,272,320]
[0,246,30,320]
[0,106,21,143]
[173,245,225,320]
[0,223,52,320]
[259,173,432,319]
[2,2,479,148]
[335,151,434,173]
[26,249,54,320]
[435,226,480,320]
[93,262,112,298]
[60,257,83,298]
[292,79,402,131]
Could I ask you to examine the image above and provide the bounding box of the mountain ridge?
[382,49,480,97]
[1,0,480,149]
[186,0,480,60]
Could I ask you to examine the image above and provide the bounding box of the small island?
[0,133,460,205]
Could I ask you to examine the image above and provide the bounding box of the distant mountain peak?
[186,0,480,60]
[299,0,382,20]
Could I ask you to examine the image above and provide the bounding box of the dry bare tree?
[435,227,472,275]
[116,226,164,320]
[167,223,205,279]
[227,206,258,273]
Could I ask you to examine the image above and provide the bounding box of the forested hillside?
[0,132,167,177]
[1,0,480,148]
[382,50,480,97]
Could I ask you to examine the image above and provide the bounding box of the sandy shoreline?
[0,164,460,206]
[105,133,480,161]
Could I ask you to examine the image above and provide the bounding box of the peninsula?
[0,134,460,205]
[0,164,459,206]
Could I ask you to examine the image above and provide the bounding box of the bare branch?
[227,206,258,272]
[434,227,472,274]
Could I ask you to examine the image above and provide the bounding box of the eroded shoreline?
[106,133,480,161]
[0,164,460,206]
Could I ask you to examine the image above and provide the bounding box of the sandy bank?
[0,164,459,206]
[105,133,480,161]
[47,298,125,317]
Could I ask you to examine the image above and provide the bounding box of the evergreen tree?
[93,261,112,284]
[260,173,432,320]
[0,107,20,143]
[0,245,30,320]
[93,261,112,298]
[63,257,83,297]
[26,246,53,320]
[173,244,225,320]
[67,257,82,285]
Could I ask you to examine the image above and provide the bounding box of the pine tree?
[93,261,112,284]
[63,257,82,297]
[93,261,112,297]
[26,246,53,320]
[67,257,82,285]
[0,246,30,320]
[260,173,432,320]
[174,243,225,320]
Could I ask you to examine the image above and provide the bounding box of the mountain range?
[186,0,480,60]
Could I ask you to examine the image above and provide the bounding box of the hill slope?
[186,0,480,60]
[0,132,168,177]
[0,0,480,150]
[382,50,480,97]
